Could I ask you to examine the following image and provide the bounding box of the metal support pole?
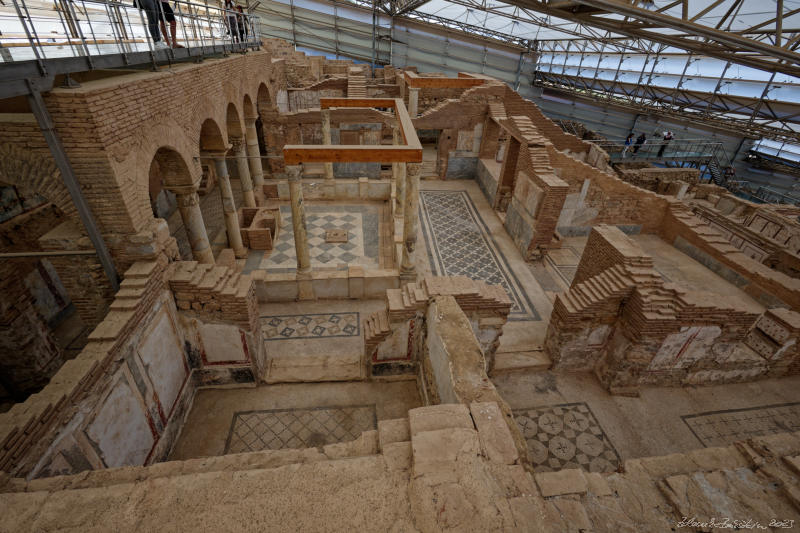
[26,84,120,291]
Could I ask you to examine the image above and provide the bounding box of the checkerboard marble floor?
[255,205,380,272]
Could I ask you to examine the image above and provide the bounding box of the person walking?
[236,5,248,42]
[658,131,673,157]
[224,0,240,43]
[622,133,634,158]
[135,0,169,49]
[157,1,183,48]
[633,133,646,154]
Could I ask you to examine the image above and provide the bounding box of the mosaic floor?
[247,205,380,273]
[419,190,539,320]
[514,402,621,473]
[261,312,360,341]
[224,405,377,453]
[683,402,800,448]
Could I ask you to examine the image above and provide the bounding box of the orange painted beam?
[283,145,422,164]
[320,98,397,109]
[403,71,486,89]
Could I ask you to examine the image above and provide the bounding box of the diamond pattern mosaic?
[261,312,360,341]
[258,205,379,272]
[224,405,377,453]
[682,402,800,448]
[514,403,621,473]
[419,190,539,320]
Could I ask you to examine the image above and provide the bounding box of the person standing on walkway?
[225,0,240,43]
[158,1,183,48]
[135,0,169,49]
[658,131,673,157]
[236,5,248,42]
[622,133,634,158]
[633,133,646,154]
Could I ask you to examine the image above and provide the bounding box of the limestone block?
[638,453,699,479]
[469,402,518,465]
[688,446,748,472]
[323,430,378,459]
[411,428,479,483]
[408,404,474,436]
[382,441,412,471]
[584,471,613,497]
[534,468,588,498]
[377,418,410,450]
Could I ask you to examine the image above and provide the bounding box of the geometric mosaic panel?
[513,402,621,473]
[682,402,800,448]
[224,405,377,454]
[261,312,360,341]
[419,190,540,320]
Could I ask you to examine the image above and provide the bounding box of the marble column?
[321,109,334,181]
[408,88,420,118]
[392,126,406,217]
[244,118,265,202]
[287,165,314,299]
[286,165,311,274]
[400,162,421,279]
[213,156,247,258]
[175,189,214,264]
[231,137,256,208]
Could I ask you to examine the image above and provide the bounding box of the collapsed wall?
[545,225,800,394]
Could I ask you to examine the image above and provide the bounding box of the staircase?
[708,157,724,185]
[347,67,367,98]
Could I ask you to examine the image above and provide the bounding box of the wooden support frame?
[282,97,423,164]
[403,70,488,89]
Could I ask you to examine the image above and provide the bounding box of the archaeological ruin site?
[2,1,800,530]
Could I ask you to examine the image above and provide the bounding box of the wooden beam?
[283,146,423,164]
[403,71,486,88]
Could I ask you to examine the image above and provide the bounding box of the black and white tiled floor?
[514,402,621,473]
[249,205,380,273]
[224,405,377,453]
[419,190,540,320]
[683,402,800,448]
[261,312,360,341]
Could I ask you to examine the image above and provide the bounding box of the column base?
[233,246,248,259]
[243,190,257,208]
[399,267,417,282]
[296,270,315,300]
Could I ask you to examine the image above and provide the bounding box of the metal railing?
[0,0,260,67]
[588,138,733,184]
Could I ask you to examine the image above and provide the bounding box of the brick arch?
[199,118,227,152]
[242,94,257,121]
[152,147,195,189]
[0,144,78,220]
[225,102,244,139]
[256,82,275,116]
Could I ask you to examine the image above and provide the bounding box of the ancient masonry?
[1,36,800,530]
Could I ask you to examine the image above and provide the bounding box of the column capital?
[201,150,230,159]
[229,137,246,152]
[175,190,200,208]
[286,165,303,182]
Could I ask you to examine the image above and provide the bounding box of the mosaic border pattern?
[260,312,360,341]
[419,190,540,321]
[682,401,800,448]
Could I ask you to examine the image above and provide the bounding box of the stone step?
[265,351,363,383]
[490,350,551,376]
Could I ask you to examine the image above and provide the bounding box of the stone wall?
[0,259,264,479]
[546,225,799,394]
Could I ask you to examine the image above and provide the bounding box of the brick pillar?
[175,189,214,264]
[244,118,266,203]
[212,156,247,258]
[392,126,406,217]
[321,109,334,181]
[400,162,421,280]
[287,165,314,299]
[231,137,256,208]
[408,88,420,118]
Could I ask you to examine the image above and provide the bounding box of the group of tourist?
[135,0,249,49]
[621,130,674,158]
